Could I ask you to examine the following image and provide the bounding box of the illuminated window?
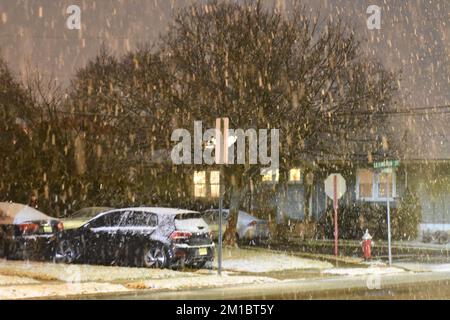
[193,171,206,198]
[262,169,279,183]
[289,168,301,182]
[357,169,396,200]
[378,172,394,198]
[210,171,220,198]
[358,169,373,199]
[193,171,221,198]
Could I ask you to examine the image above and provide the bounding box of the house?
[165,113,450,238]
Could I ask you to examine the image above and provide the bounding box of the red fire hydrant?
[361,229,373,260]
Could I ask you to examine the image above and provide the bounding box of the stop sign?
[325,173,346,200]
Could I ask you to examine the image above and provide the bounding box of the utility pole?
[215,117,229,276]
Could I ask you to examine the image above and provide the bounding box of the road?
[91,270,450,300]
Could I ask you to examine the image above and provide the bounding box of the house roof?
[395,114,450,161]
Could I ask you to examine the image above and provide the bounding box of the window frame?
[261,169,279,184]
[209,170,220,198]
[356,168,396,201]
[193,170,207,198]
[193,170,221,199]
[288,168,302,183]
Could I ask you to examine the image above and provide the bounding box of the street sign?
[373,160,400,169]
[325,173,346,200]
[324,174,346,257]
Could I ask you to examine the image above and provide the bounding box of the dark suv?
[54,207,214,268]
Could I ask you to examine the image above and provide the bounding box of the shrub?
[392,189,422,240]
[316,202,394,240]
[317,191,422,241]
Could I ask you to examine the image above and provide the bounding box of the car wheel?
[0,238,5,258]
[54,239,77,264]
[5,241,17,260]
[143,244,168,268]
[192,260,213,269]
[235,233,240,246]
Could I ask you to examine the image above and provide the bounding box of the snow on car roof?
[127,207,199,215]
[0,202,55,224]
[94,207,199,218]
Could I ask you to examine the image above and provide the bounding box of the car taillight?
[248,220,257,227]
[56,222,64,231]
[170,231,192,240]
[19,223,39,234]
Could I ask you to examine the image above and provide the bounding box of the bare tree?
[161,1,398,244]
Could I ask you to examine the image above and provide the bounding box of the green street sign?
[373,160,400,169]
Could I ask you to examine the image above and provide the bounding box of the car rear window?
[175,212,202,220]
[123,211,158,227]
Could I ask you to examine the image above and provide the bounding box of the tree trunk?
[223,170,246,246]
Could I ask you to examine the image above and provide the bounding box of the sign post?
[325,173,346,257]
[373,160,399,267]
[386,171,392,266]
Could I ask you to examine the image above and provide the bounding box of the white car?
[203,209,270,244]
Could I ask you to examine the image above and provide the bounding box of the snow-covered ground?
[0,274,40,286]
[4,249,450,299]
[220,248,333,273]
[0,282,130,299]
[0,259,197,282]
[0,248,333,299]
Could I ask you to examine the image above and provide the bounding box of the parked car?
[61,207,113,230]
[0,202,63,260]
[422,229,449,244]
[202,209,230,239]
[54,207,214,269]
[203,209,270,244]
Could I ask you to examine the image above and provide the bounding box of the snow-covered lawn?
[220,247,333,273]
[0,259,196,282]
[0,274,40,286]
[0,282,130,299]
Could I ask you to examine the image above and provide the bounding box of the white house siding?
[407,164,450,232]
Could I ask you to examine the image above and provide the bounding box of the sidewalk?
[269,238,450,259]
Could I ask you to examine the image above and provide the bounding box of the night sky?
[0,0,449,109]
